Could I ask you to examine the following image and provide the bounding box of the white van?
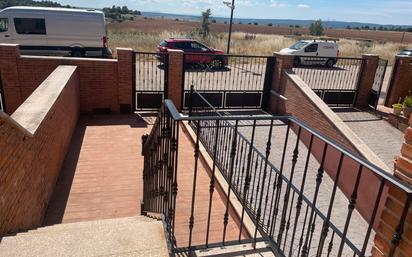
[0,6,112,58]
[280,40,339,67]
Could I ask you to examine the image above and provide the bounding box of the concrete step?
[0,216,169,257]
[23,216,157,235]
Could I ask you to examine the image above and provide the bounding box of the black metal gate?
[132,52,168,110]
[0,73,5,112]
[182,54,275,110]
[368,58,388,110]
[292,56,365,107]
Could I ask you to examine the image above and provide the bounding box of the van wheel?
[71,48,84,57]
[293,57,301,67]
[325,59,335,68]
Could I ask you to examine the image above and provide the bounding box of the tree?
[309,19,324,36]
[200,9,211,38]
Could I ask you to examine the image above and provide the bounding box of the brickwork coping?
[372,115,412,257]
[385,55,412,107]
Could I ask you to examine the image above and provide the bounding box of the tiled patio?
[43,114,246,247]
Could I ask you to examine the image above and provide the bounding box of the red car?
[156,38,228,69]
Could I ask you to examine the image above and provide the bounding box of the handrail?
[164,98,412,194]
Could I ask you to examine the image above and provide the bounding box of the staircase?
[0,216,169,257]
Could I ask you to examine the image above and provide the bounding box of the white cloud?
[270,0,286,8]
[297,4,310,8]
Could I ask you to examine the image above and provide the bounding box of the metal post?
[226,0,235,54]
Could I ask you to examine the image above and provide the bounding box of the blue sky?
[56,0,412,25]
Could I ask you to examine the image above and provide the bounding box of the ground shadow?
[42,114,150,226]
[332,107,383,122]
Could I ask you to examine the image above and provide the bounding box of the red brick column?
[385,56,412,107]
[269,52,294,114]
[372,116,412,257]
[355,54,379,108]
[167,49,184,110]
[117,48,133,113]
[0,44,22,114]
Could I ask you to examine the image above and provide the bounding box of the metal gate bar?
[132,51,168,111]
[368,58,388,110]
[0,73,5,112]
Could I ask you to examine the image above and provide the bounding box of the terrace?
[1,44,412,257]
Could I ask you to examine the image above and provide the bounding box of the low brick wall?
[0,66,79,236]
[0,44,132,114]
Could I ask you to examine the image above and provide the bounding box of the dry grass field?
[108,17,412,64]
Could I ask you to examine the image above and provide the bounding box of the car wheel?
[211,58,224,70]
[71,48,84,58]
[325,59,335,68]
[293,57,301,67]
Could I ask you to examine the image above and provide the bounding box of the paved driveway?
[334,108,403,170]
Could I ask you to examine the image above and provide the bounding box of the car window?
[305,44,318,53]
[0,18,8,32]
[190,42,208,51]
[14,18,46,35]
[160,41,168,47]
[174,42,190,49]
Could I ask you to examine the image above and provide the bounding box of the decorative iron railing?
[182,53,275,109]
[292,56,365,107]
[141,95,412,256]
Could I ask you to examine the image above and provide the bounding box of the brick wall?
[385,56,412,107]
[0,44,133,114]
[0,66,79,236]
[356,54,379,108]
[373,117,412,257]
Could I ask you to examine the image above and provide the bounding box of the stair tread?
[0,216,168,257]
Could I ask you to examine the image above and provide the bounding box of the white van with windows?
[0,6,112,58]
[280,40,339,67]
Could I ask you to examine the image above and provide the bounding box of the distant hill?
[142,11,412,30]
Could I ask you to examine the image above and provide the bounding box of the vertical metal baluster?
[388,194,412,257]
[360,179,385,256]
[282,190,296,252]
[288,134,314,257]
[222,120,239,244]
[253,120,274,242]
[205,120,221,247]
[171,119,180,246]
[307,214,318,253]
[337,165,364,257]
[277,127,302,244]
[188,120,201,249]
[269,122,291,237]
[297,204,310,256]
[316,153,345,257]
[238,120,257,241]
[301,143,328,257]
[327,231,335,257]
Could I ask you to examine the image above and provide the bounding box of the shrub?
[309,19,324,36]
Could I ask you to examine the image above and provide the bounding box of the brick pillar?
[0,44,22,114]
[268,52,294,114]
[355,54,379,108]
[167,49,184,111]
[385,56,412,107]
[117,48,133,113]
[372,116,412,257]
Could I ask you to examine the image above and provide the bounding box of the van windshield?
[289,41,309,50]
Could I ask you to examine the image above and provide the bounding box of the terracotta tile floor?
[43,114,247,248]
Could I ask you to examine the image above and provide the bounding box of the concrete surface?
[0,216,169,257]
